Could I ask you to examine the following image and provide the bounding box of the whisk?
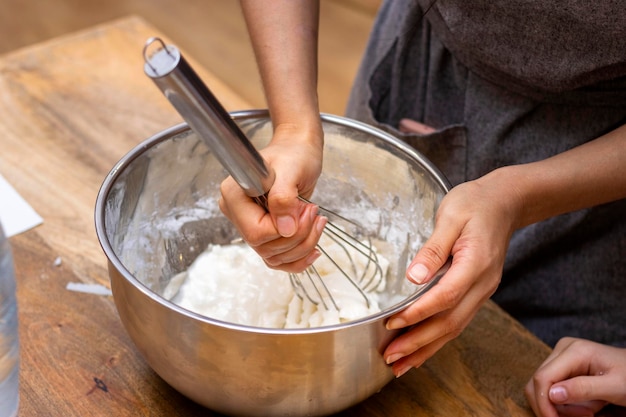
[143,37,385,310]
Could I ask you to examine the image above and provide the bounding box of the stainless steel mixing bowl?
[95,110,450,416]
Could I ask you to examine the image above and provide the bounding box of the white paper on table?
[0,174,43,237]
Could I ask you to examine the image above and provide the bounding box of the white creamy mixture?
[165,234,389,328]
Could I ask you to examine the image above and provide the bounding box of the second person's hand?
[526,337,626,417]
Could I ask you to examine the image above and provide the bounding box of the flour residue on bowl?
[110,125,440,327]
[164,233,389,328]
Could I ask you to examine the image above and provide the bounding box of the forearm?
[240,0,321,137]
[486,124,626,229]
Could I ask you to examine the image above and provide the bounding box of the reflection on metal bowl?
[94,110,450,417]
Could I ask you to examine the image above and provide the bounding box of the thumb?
[407,226,457,285]
[550,375,622,407]
[266,181,308,238]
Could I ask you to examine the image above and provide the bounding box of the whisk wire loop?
[322,221,384,292]
[286,197,385,311]
[289,267,339,311]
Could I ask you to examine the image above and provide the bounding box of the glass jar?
[0,222,19,417]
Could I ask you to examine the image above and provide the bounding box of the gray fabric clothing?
[346,0,626,347]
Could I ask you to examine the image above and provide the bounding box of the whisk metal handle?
[143,37,274,203]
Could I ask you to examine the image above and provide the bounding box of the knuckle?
[523,380,534,398]
[217,196,228,217]
[572,378,594,399]
[268,190,296,211]
[438,286,462,310]
[245,230,272,250]
[218,180,228,195]
[484,275,500,297]
[552,337,572,351]
[218,177,237,196]
[443,314,465,339]
[531,370,547,386]
[418,244,448,268]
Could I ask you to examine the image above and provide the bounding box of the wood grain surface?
[0,0,377,116]
[0,16,560,417]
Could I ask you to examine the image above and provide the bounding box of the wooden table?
[0,16,555,417]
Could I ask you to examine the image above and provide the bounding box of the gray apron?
[346,0,626,347]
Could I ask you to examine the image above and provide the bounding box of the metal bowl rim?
[94,110,450,335]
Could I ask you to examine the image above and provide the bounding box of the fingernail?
[305,249,321,266]
[386,317,406,330]
[394,364,413,378]
[407,263,429,284]
[309,204,319,222]
[385,353,404,364]
[263,257,282,267]
[315,216,327,234]
[276,215,296,237]
[549,386,568,402]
